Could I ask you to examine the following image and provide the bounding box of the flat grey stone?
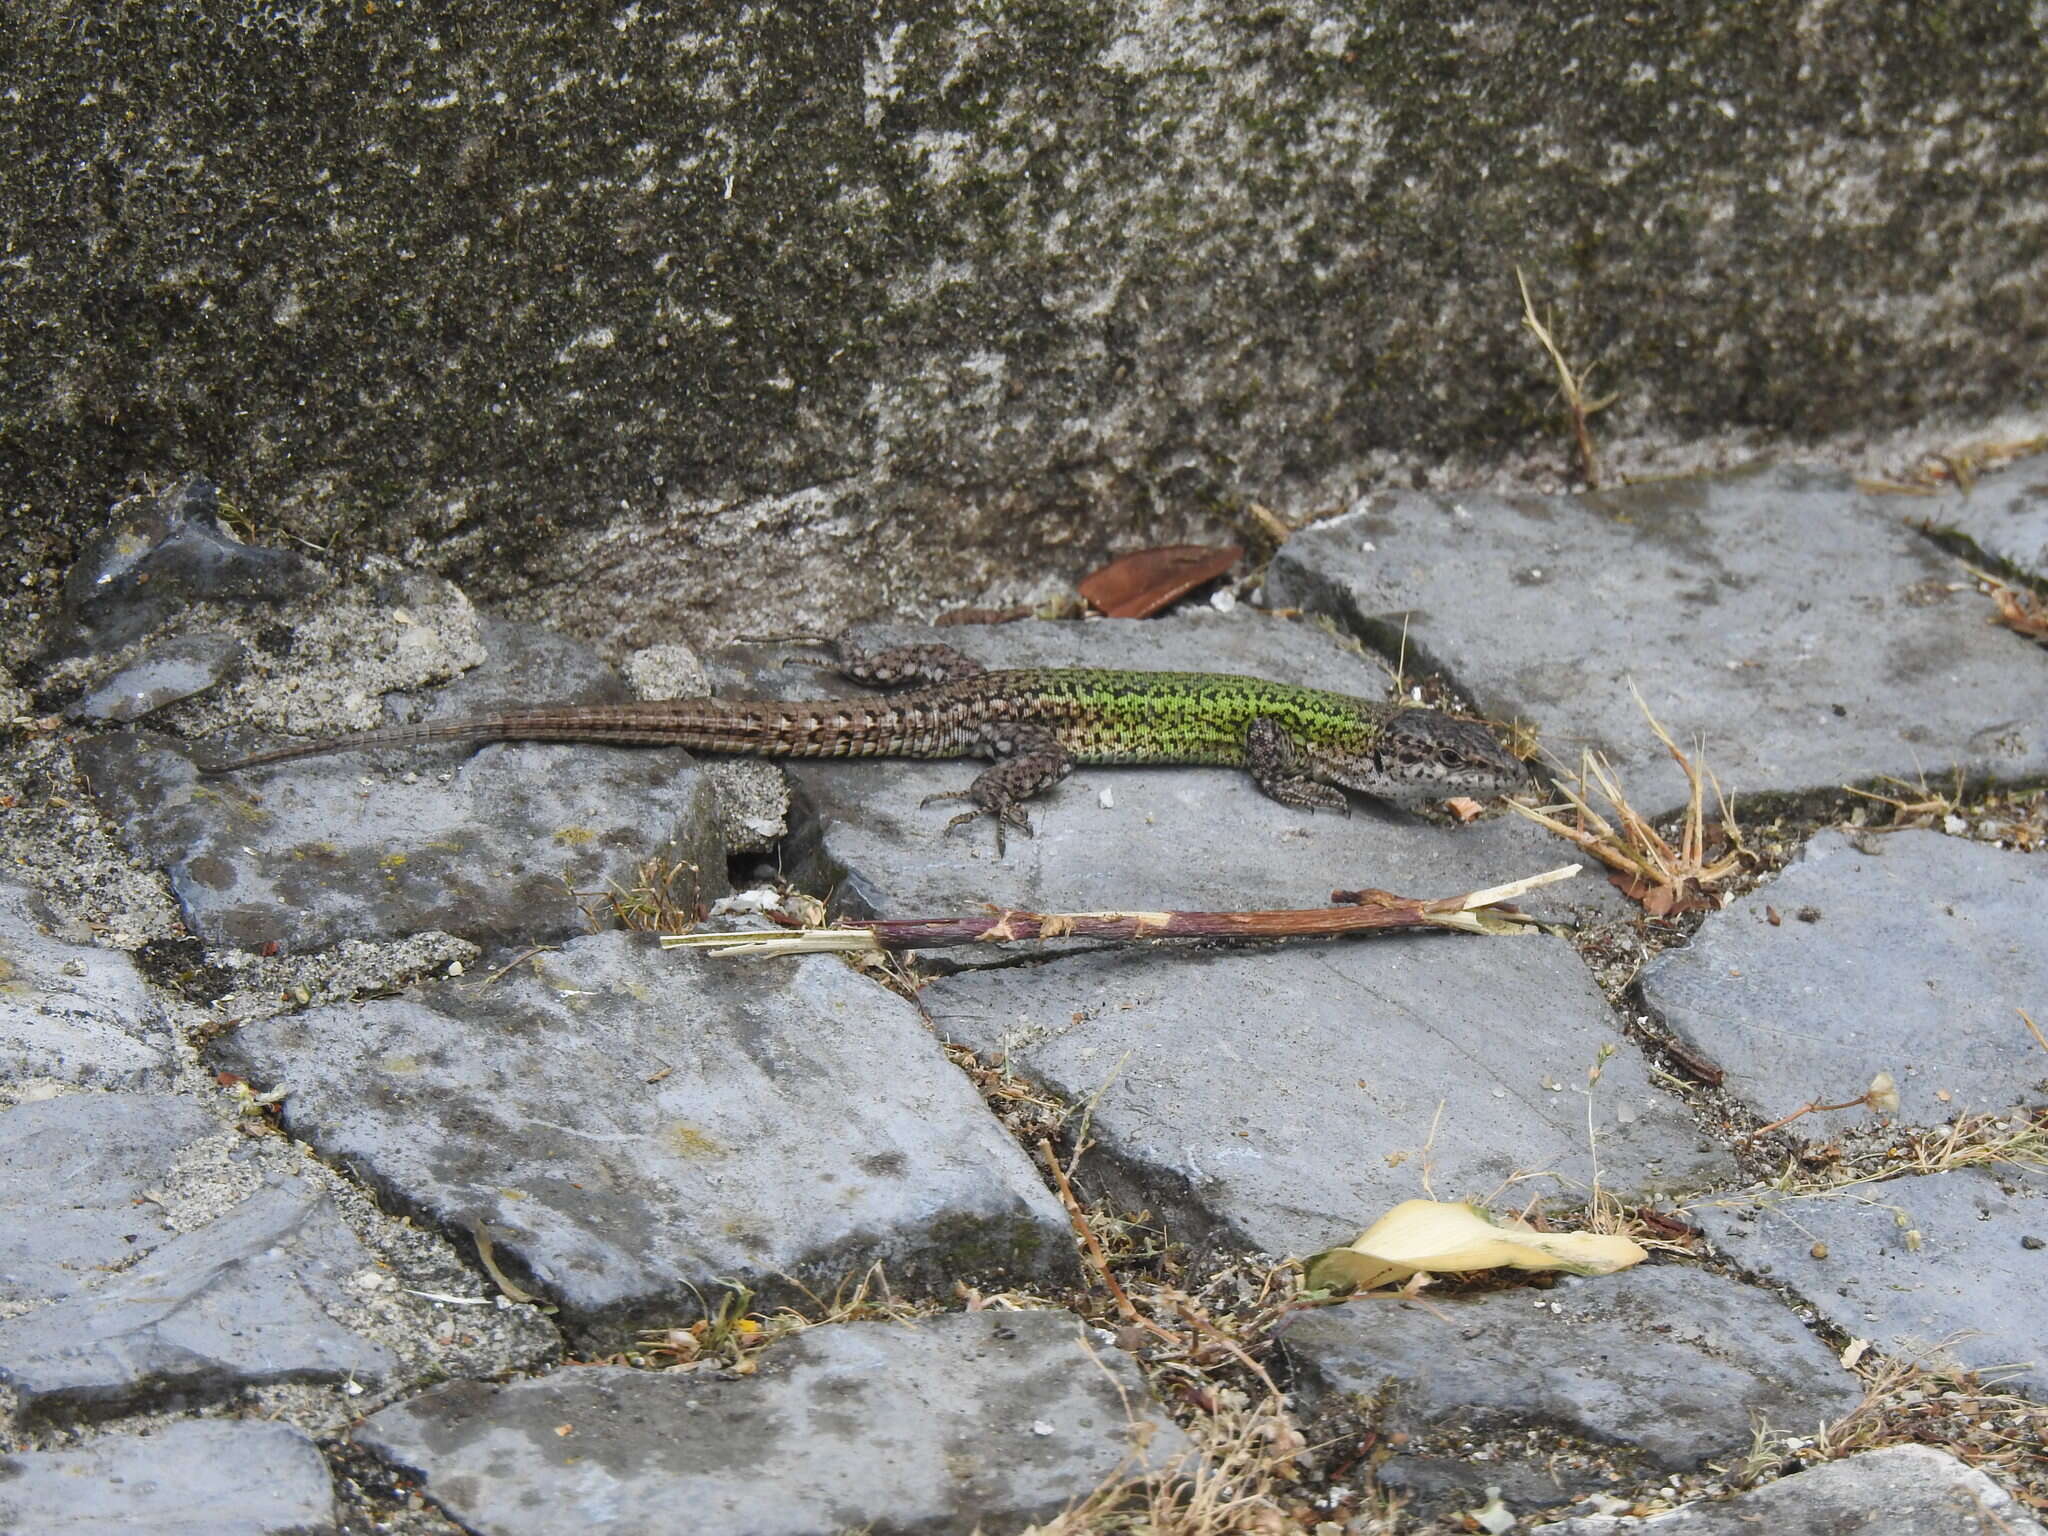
[398,614,631,720]
[70,631,245,722]
[1916,457,2048,580]
[359,1311,1186,1536]
[49,476,328,658]
[0,1419,336,1536]
[1285,1266,1860,1508]
[922,936,1733,1263]
[76,618,732,952]
[0,881,175,1090]
[1268,463,2048,817]
[715,616,1617,928]
[0,1094,214,1303]
[78,727,727,953]
[0,1093,394,1413]
[0,1183,395,1413]
[1696,1165,2048,1397]
[1537,1444,2046,1535]
[215,932,1075,1345]
[1640,830,2048,1127]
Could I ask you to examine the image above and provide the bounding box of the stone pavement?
[2,464,2044,1533]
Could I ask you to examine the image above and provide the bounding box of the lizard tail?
[202,695,970,773]
[203,702,770,774]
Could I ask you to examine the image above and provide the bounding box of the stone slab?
[78,727,730,954]
[215,932,1076,1346]
[0,1420,337,1536]
[1916,455,2048,581]
[359,1311,1187,1536]
[69,631,245,722]
[1268,463,2048,817]
[76,616,731,954]
[1538,1444,2046,1535]
[921,936,1732,1262]
[49,476,328,658]
[1285,1266,1860,1507]
[0,1093,215,1303]
[1640,830,2048,1127]
[0,880,176,1091]
[713,616,1617,927]
[0,1093,394,1413]
[1696,1165,2048,1397]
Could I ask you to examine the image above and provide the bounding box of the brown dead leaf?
[1607,870,1655,903]
[1633,1208,1703,1243]
[1444,796,1486,823]
[1079,544,1241,618]
[1606,869,1712,917]
[1987,580,2048,645]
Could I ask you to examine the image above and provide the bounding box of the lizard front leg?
[1245,716,1350,813]
[921,723,1073,854]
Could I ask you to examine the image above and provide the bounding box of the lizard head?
[1361,708,1528,807]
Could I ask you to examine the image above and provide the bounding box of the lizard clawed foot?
[924,791,1034,856]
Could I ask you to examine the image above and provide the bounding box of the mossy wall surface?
[3,3,2042,645]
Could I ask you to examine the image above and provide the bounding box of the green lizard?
[211,637,1528,848]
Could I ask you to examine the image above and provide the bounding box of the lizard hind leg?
[748,633,988,688]
[1246,716,1350,814]
[919,725,1073,855]
[833,637,988,689]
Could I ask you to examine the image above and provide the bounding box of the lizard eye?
[1437,747,1464,766]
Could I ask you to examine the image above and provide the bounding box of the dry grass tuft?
[1511,682,1750,916]
[597,852,709,932]
[590,1264,935,1375]
[1734,1348,2048,1517]
[944,1043,1076,1145]
[1858,434,2047,496]
[1007,1088,1344,1533]
[1842,768,1969,828]
[1842,768,2046,850]
[1515,266,1618,488]
[1019,1388,1310,1536]
[1755,1106,2048,1200]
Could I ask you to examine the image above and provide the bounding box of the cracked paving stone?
[921,937,1733,1263]
[1914,455,2048,582]
[712,615,1618,931]
[67,630,246,723]
[0,879,176,1091]
[213,932,1076,1347]
[1539,1443,2046,1534]
[74,617,729,953]
[1696,1164,2048,1397]
[0,1419,336,1535]
[1640,830,2048,1127]
[358,1310,1187,1536]
[1284,1265,1861,1515]
[1268,463,2048,817]
[0,1092,394,1414]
